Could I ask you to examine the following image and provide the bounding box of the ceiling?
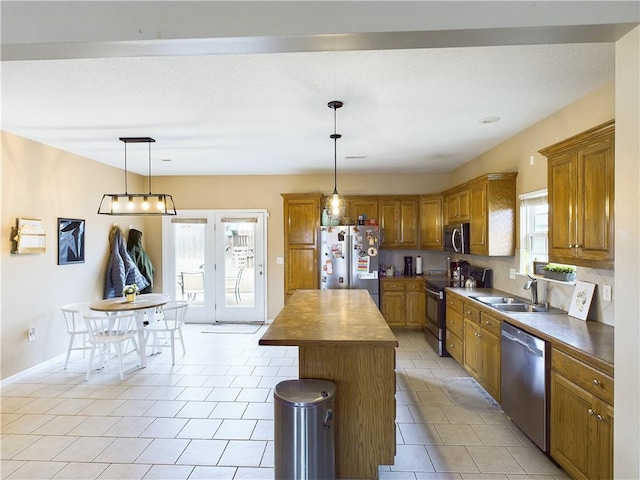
[1,2,637,177]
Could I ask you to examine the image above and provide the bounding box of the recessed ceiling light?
[161,158,172,162]
[345,155,367,159]
[479,116,501,124]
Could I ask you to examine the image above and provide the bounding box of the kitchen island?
[259,289,398,479]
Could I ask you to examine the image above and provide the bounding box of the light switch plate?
[602,284,612,302]
[509,268,516,280]
[276,257,284,265]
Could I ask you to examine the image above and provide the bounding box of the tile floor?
[0,325,569,480]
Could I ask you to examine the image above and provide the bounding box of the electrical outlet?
[27,327,37,342]
[509,268,516,280]
[276,257,284,265]
[602,284,612,302]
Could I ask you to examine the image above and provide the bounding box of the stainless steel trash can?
[274,379,337,480]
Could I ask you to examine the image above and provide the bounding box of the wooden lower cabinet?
[381,278,424,328]
[550,348,614,480]
[463,309,501,401]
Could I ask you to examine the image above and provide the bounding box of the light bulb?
[127,196,134,210]
[331,195,340,209]
[142,196,150,210]
[156,196,165,211]
[112,197,120,210]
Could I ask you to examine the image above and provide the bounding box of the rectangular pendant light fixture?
[97,137,177,216]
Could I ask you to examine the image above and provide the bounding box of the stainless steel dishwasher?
[500,322,550,452]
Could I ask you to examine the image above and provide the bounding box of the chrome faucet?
[523,276,538,305]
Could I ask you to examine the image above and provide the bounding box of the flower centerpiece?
[542,264,577,282]
[123,284,139,302]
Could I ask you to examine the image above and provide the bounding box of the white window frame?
[519,189,549,274]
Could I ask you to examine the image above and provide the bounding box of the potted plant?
[123,284,139,302]
[542,264,576,282]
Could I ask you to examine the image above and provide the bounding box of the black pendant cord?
[148,141,152,195]
[124,143,129,195]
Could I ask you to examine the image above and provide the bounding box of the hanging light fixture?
[326,100,346,222]
[97,137,177,216]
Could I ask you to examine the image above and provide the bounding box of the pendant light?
[326,100,346,222]
[97,137,177,216]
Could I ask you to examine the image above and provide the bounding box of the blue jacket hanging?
[104,225,150,299]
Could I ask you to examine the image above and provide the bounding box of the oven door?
[424,285,447,356]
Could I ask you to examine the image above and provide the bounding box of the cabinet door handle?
[596,414,605,422]
[592,379,601,387]
[485,321,491,326]
[588,409,595,416]
[568,244,575,248]
[575,244,583,249]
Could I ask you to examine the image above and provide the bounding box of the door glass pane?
[223,220,255,308]
[174,223,205,305]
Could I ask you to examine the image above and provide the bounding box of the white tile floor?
[0,325,569,480]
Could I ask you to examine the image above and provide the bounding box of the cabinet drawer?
[479,312,501,337]
[406,280,423,291]
[446,309,464,339]
[446,330,464,366]
[463,303,480,323]
[446,295,463,314]
[552,348,614,405]
[382,281,404,291]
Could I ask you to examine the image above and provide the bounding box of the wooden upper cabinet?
[445,188,470,224]
[282,193,322,301]
[540,120,614,269]
[379,197,419,249]
[419,195,443,250]
[345,197,379,225]
[468,173,517,256]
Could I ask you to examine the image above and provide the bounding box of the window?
[520,190,548,274]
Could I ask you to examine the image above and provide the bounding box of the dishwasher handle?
[502,330,544,358]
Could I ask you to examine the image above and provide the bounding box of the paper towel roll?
[416,256,423,275]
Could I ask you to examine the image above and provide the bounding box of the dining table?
[89,293,170,368]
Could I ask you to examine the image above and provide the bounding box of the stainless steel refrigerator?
[319,225,380,307]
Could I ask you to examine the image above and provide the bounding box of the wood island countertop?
[259,289,398,347]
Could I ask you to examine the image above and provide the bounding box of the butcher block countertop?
[447,287,614,375]
[259,289,398,347]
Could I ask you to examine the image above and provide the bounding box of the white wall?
[613,25,640,479]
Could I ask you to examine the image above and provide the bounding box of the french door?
[162,210,267,324]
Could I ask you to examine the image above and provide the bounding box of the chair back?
[61,302,92,334]
[157,301,189,329]
[181,272,204,294]
[83,311,137,343]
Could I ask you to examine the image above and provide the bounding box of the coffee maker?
[404,256,413,276]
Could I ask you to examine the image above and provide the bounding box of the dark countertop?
[446,287,614,376]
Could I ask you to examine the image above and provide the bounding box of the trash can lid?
[274,379,337,406]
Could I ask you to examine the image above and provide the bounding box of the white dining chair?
[83,310,141,381]
[61,302,92,369]
[145,301,188,364]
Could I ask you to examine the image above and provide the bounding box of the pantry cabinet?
[282,193,322,302]
[539,120,614,269]
[550,347,614,480]
[379,197,419,249]
[419,195,443,250]
[381,278,424,328]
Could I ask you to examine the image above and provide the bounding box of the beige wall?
[1,132,147,379]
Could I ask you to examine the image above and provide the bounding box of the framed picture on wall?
[58,218,85,265]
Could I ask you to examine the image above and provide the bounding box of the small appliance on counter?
[424,265,492,356]
[404,256,413,276]
[415,256,423,275]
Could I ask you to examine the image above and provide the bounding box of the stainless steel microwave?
[444,223,470,254]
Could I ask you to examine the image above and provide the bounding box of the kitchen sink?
[470,296,520,304]
[494,303,550,313]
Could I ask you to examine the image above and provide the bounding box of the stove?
[423,266,492,356]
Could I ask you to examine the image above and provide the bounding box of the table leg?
[136,310,148,368]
